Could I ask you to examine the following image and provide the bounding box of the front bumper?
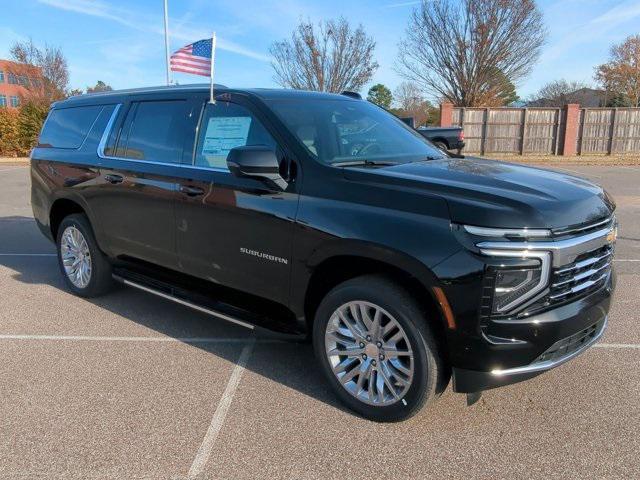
[451,273,613,393]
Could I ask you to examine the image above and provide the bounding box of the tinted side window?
[39,106,103,149]
[119,100,191,163]
[195,102,277,170]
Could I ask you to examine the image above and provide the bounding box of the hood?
[343,157,615,229]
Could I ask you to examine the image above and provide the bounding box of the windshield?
[267,98,445,165]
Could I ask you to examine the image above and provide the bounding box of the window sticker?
[202,116,252,156]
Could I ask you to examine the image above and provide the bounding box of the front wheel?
[313,275,443,422]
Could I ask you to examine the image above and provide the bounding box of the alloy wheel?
[60,226,92,289]
[325,301,415,406]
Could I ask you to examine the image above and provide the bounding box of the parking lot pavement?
[0,164,638,479]
[1,340,242,479]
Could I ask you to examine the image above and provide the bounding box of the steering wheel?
[351,142,381,157]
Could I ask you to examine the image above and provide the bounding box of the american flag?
[170,38,212,77]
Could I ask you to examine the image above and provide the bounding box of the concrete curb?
[477,155,640,167]
[0,158,30,166]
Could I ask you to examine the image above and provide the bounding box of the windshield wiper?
[331,159,399,167]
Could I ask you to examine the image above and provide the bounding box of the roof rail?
[67,84,230,100]
[341,91,362,100]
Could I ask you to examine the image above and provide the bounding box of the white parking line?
[0,334,279,344]
[594,343,640,349]
[613,259,640,262]
[188,336,256,479]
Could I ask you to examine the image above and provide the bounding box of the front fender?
[306,238,442,288]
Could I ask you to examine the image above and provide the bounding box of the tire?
[433,141,448,152]
[313,275,443,422]
[56,213,113,297]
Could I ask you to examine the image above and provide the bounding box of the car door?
[91,96,199,270]
[174,95,299,306]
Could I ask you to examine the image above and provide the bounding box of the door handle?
[104,174,123,184]
[179,185,205,196]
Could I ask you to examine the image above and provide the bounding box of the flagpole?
[209,32,217,104]
[163,0,171,85]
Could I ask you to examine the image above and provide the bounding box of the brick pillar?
[440,102,454,127]
[562,103,580,156]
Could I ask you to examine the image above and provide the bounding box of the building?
[0,59,43,109]
[528,87,607,108]
[561,87,607,108]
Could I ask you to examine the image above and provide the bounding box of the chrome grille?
[477,214,616,318]
[548,244,613,302]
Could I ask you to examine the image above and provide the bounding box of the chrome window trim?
[477,225,615,268]
[191,101,207,166]
[478,249,551,313]
[96,103,121,158]
[464,225,551,238]
[96,102,229,173]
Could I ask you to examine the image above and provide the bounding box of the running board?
[114,274,256,330]
[111,270,305,339]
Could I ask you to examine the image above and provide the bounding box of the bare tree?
[396,0,546,106]
[270,17,378,93]
[393,82,434,126]
[528,79,590,107]
[595,34,640,108]
[10,38,69,100]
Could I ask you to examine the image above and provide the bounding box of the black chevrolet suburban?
[31,85,616,422]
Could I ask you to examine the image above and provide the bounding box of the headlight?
[493,268,542,313]
[480,250,551,314]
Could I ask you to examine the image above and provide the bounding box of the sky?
[1,0,640,102]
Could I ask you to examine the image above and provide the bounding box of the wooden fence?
[578,109,640,154]
[449,106,640,155]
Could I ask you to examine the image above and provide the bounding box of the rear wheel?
[433,140,448,152]
[56,214,113,297]
[313,275,443,422]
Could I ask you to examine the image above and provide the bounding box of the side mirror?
[226,145,288,190]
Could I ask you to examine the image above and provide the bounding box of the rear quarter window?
[38,105,103,149]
